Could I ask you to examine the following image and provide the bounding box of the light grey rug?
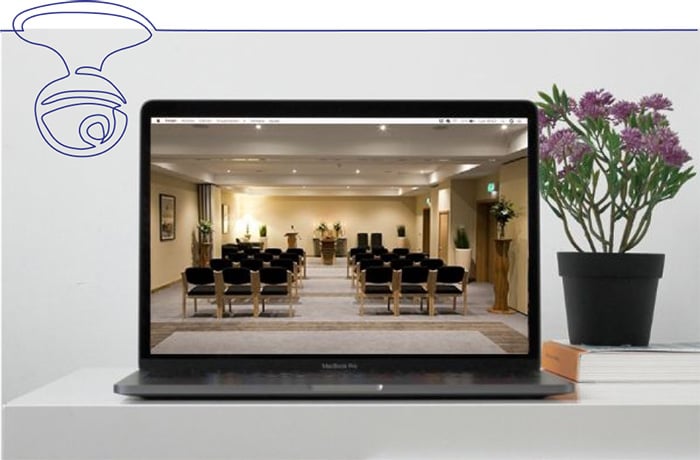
[152,330,505,354]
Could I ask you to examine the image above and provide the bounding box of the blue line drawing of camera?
[13,1,154,157]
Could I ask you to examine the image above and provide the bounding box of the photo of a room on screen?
[149,118,529,355]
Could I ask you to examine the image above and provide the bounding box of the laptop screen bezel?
[140,100,540,372]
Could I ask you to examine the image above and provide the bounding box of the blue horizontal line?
[1,28,697,33]
[154,28,699,33]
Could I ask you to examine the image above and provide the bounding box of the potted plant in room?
[317,222,330,239]
[259,224,267,248]
[453,225,471,270]
[197,219,214,267]
[197,219,213,243]
[490,197,517,239]
[333,221,343,238]
[538,85,695,345]
[396,224,407,248]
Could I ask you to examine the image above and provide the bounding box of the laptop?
[114,100,573,398]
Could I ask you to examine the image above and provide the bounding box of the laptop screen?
[143,101,538,361]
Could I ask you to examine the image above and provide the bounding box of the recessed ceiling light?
[346,186,350,189]
[500,124,508,130]
[379,125,387,131]
[420,170,425,174]
[255,124,262,130]
[226,169,231,173]
[292,169,297,174]
[355,169,360,174]
[411,187,419,191]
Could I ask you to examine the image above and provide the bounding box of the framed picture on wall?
[159,194,176,241]
[222,204,229,234]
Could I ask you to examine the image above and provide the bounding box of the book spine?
[541,341,583,381]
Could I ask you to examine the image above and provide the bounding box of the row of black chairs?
[356,232,383,249]
[216,248,307,278]
[182,266,295,318]
[357,265,468,316]
[346,247,425,278]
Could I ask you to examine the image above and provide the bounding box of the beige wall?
[449,179,477,265]
[151,171,198,290]
[499,158,528,313]
[230,194,419,252]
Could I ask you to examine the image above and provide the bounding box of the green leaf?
[538,92,554,104]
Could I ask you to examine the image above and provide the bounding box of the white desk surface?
[4,368,700,459]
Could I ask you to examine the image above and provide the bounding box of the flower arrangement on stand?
[490,198,517,239]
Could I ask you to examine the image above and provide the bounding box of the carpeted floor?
[151,330,506,354]
[151,257,529,354]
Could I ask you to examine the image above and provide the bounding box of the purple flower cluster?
[621,126,691,166]
[574,89,615,120]
[540,128,591,168]
[610,101,638,124]
[640,94,673,111]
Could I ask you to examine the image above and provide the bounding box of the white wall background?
[2,30,699,401]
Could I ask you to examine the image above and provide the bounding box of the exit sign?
[487,182,496,193]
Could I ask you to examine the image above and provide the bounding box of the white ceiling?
[151,123,528,196]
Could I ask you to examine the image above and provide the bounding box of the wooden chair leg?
[194,298,198,313]
[182,296,186,319]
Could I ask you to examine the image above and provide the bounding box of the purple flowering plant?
[538,85,694,253]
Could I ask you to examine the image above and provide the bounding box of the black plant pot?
[558,252,665,346]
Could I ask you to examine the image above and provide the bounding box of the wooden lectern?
[285,232,299,249]
[321,238,336,265]
[489,238,515,314]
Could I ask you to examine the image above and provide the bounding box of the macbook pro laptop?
[114,100,573,398]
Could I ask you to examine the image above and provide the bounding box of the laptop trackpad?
[310,384,384,393]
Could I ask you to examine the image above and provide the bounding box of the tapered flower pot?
[558,252,665,346]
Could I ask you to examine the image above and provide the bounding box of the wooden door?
[438,211,449,261]
[422,208,431,255]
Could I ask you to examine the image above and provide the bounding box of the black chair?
[357,232,369,249]
[239,258,263,272]
[358,266,395,315]
[432,266,468,316]
[371,246,388,256]
[285,248,307,278]
[406,252,427,263]
[258,267,294,317]
[370,232,383,249]
[214,267,259,317]
[347,247,368,278]
[392,247,410,256]
[390,258,415,271]
[222,245,240,260]
[181,267,217,318]
[420,258,445,270]
[280,252,304,286]
[270,258,300,294]
[243,247,261,256]
[380,253,398,263]
[209,258,233,271]
[264,248,283,256]
[351,253,377,286]
[254,252,274,262]
[393,266,433,316]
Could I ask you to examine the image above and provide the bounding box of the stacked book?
[542,340,700,382]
